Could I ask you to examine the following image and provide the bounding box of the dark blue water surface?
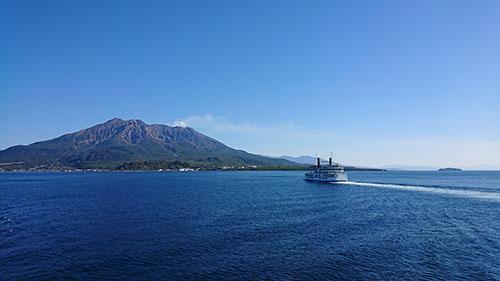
[1,171,499,280]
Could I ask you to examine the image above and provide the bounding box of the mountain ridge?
[0,118,296,170]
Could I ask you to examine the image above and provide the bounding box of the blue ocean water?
[1,171,499,280]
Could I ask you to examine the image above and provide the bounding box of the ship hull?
[304,178,348,183]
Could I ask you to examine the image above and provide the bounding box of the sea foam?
[338,181,500,202]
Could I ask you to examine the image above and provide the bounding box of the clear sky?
[1,0,499,168]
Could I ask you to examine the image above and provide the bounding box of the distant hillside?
[280,155,320,165]
[0,118,297,170]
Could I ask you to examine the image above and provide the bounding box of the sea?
[1,171,499,280]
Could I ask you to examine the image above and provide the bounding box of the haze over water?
[1,171,499,280]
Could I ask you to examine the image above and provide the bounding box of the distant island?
[438,167,463,171]
[0,118,383,172]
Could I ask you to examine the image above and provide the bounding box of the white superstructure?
[305,157,348,182]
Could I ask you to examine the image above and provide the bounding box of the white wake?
[337,181,500,202]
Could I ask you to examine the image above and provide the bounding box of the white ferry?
[305,157,348,183]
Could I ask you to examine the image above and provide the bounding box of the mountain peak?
[61,118,230,151]
[104,118,148,126]
[105,117,125,123]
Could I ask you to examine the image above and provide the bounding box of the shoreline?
[0,167,386,173]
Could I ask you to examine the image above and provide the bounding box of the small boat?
[305,156,348,183]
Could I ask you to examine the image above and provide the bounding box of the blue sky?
[1,0,499,168]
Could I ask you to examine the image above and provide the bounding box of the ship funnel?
[317,157,320,167]
[329,157,332,166]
